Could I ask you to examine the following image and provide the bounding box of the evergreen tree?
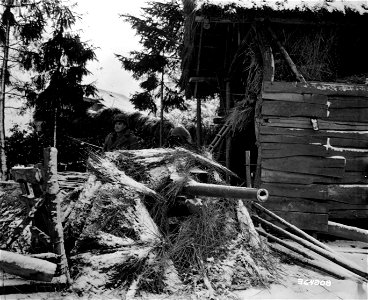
[116,0,184,145]
[21,9,96,148]
[0,0,94,178]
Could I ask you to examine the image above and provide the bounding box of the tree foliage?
[1,1,97,171]
[19,3,96,146]
[116,0,185,114]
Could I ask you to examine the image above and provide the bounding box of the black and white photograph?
[0,0,367,299]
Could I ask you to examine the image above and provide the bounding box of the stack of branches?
[63,148,279,298]
[0,183,32,253]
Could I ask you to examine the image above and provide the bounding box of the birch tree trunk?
[0,2,12,180]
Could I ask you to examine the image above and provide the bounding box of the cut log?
[327,221,368,243]
[237,200,261,248]
[0,250,56,282]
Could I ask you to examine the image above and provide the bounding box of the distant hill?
[85,89,136,115]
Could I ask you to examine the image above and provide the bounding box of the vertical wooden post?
[225,80,231,182]
[245,151,252,187]
[194,23,204,147]
[253,24,274,187]
[43,147,71,284]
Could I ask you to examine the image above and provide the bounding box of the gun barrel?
[183,181,268,202]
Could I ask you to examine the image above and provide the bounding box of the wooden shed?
[180,0,368,231]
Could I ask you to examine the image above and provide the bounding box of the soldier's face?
[114,121,126,133]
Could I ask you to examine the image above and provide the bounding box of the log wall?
[258,81,368,231]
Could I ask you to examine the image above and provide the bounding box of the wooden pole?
[43,147,71,284]
[254,215,368,280]
[269,244,346,280]
[252,202,335,253]
[266,25,306,83]
[245,151,252,187]
[159,58,165,147]
[328,221,368,243]
[257,229,314,260]
[225,80,231,182]
[194,23,204,147]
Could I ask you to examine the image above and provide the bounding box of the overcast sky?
[74,0,149,97]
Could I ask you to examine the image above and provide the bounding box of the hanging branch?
[266,24,307,83]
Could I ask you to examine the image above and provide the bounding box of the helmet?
[113,113,127,124]
[168,126,192,146]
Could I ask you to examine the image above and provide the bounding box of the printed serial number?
[298,279,331,286]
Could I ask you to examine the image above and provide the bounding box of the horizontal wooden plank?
[263,117,368,131]
[260,126,368,145]
[260,134,323,145]
[264,196,327,213]
[263,81,368,97]
[329,96,368,108]
[327,185,368,204]
[260,134,368,150]
[262,92,328,104]
[261,183,328,200]
[328,209,368,219]
[262,156,346,178]
[262,210,328,231]
[328,108,368,123]
[345,158,368,172]
[326,202,368,210]
[261,143,368,159]
[261,183,368,204]
[261,144,328,158]
[261,169,368,185]
[262,100,326,118]
[330,137,368,149]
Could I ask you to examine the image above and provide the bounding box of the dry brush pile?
[63,148,279,298]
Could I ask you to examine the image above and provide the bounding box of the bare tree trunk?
[44,147,71,284]
[53,106,57,147]
[0,3,12,180]
[160,66,164,146]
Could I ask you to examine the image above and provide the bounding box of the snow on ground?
[2,239,367,299]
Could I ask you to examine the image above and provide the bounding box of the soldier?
[103,114,141,151]
[167,125,193,148]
